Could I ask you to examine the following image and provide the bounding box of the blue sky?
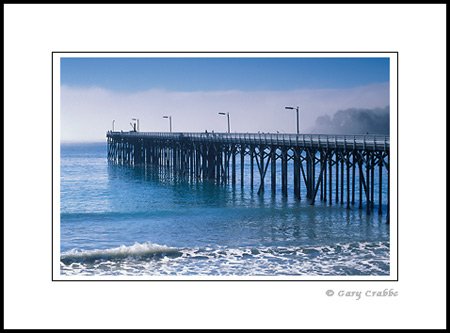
[59,56,390,141]
[61,57,389,92]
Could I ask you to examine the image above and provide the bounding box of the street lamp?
[132,118,139,132]
[285,106,300,134]
[163,116,172,133]
[218,112,230,133]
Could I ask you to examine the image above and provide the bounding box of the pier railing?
[107,131,389,151]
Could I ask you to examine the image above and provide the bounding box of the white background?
[4,4,446,329]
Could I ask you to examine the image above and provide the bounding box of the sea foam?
[60,241,390,277]
[61,241,180,263]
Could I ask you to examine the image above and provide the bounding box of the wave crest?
[61,241,180,263]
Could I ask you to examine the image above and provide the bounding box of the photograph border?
[52,51,399,282]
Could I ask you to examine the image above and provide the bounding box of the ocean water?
[59,142,390,277]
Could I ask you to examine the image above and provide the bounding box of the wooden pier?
[107,131,390,222]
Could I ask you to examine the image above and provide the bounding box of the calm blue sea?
[59,142,390,277]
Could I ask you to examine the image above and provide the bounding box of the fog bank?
[312,106,390,135]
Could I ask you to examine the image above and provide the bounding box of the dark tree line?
[313,106,389,135]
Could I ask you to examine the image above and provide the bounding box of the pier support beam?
[240,147,245,187]
[250,146,254,190]
[281,148,288,197]
[294,149,300,200]
[378,153,383,215]
[329,152,333,204]
[271,147,276,195]
[232,147,236,185]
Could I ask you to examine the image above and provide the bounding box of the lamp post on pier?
[218,112,230,133]
[163,116,172,132]
[285,106,300,134]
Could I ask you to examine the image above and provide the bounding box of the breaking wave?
[60,240,390,277]
[60,241,181,264]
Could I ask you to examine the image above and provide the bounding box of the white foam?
[61,241,179,261]
[60,241,390,277]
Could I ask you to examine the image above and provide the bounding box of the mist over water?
[59,142,390,277]
[313,106,390,135]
